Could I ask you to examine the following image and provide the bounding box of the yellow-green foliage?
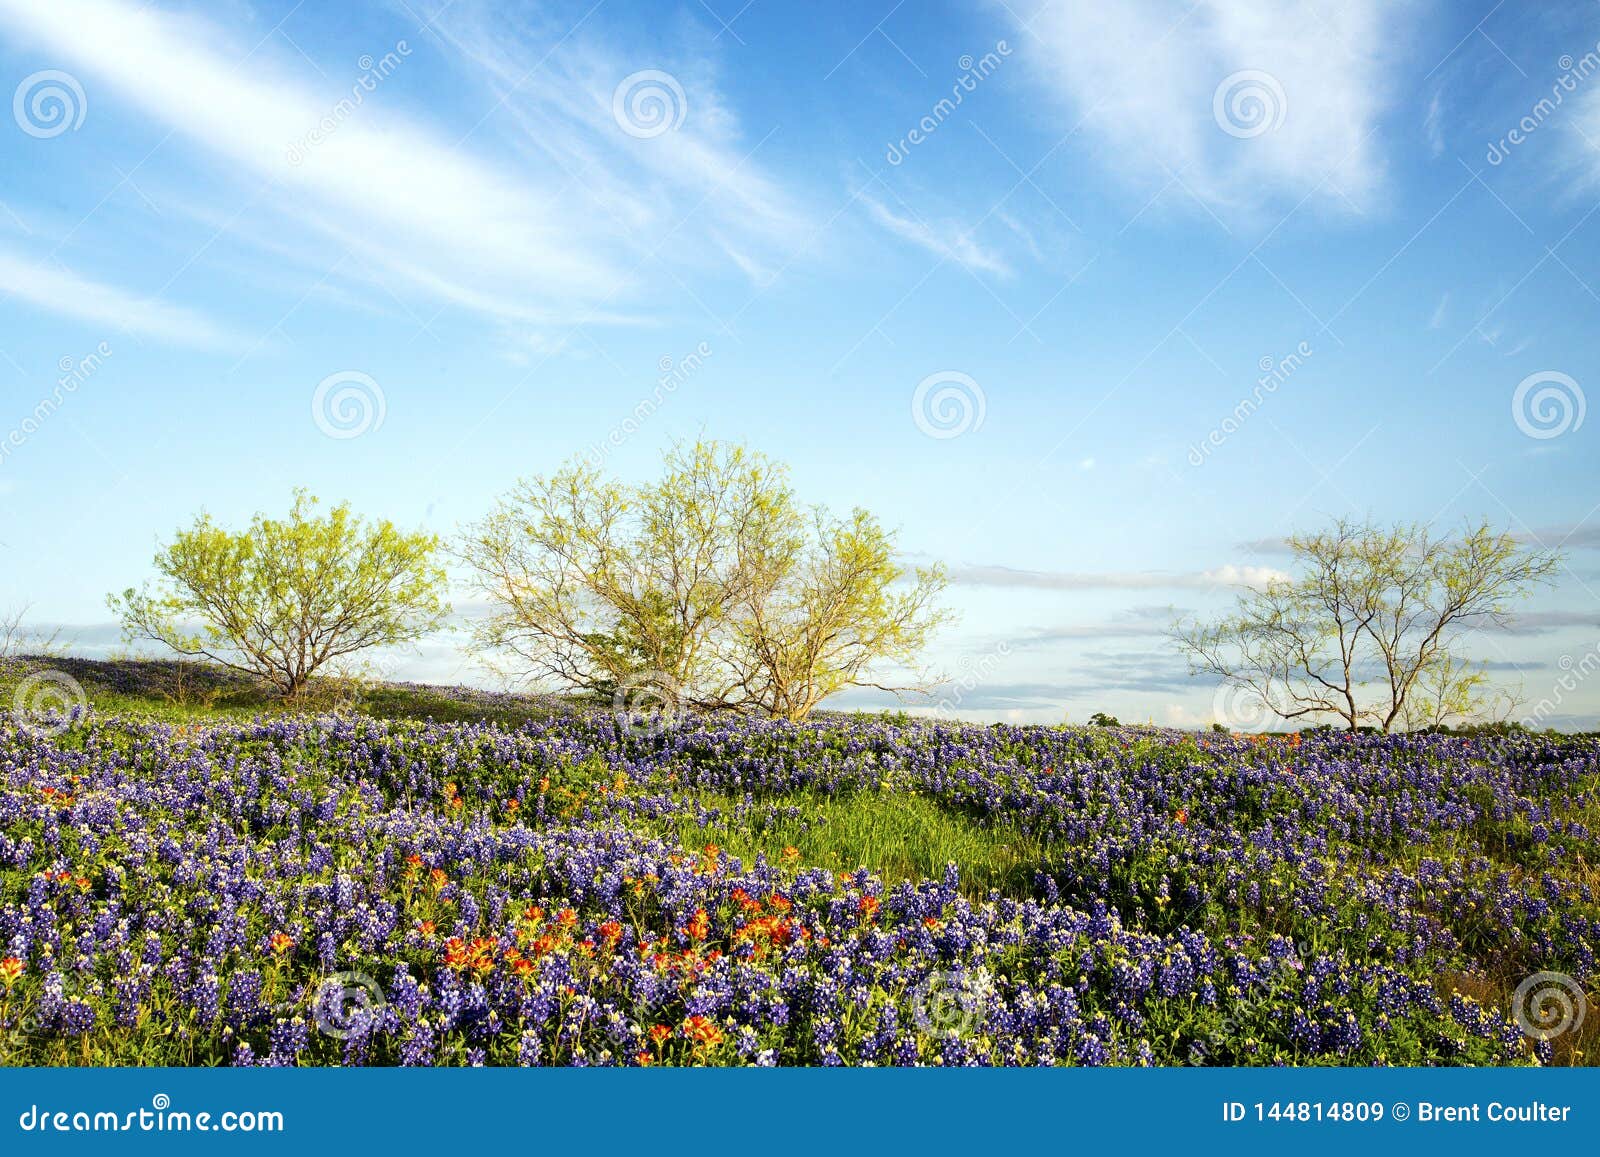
[108,490,448,698]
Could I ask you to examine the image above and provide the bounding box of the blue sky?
[1,0,1597,727]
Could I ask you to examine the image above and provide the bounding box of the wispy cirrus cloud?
[0,246,232,348]
[1424,85,1447,158]
[1006,0,1403,216]
[0,0,614,321]
[0,0,806,332]
[859,192,1013,277]
[422,1,806,282]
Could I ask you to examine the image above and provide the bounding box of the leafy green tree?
[110,491,448,698]
[720,507,951,721]
[1174,517,1560,732]
[459,442,787,703]
[460,439,950,721]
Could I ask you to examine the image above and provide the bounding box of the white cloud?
[1009,0,1402,215]
[1162,702,1204,726]
[0,247,231,347]
[0,0,611,318]
[427,3,806,278]
[1197,563,1289,587]
[860,192,1012,277]
[1495,609,1600,635]
[1424,86,1446,157]
[997,210,1043,261]
[1565,87,1600,190]
[0,0,804,328]
[949,562,1287,590]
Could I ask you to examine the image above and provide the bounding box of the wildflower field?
[1,660,1597,1067]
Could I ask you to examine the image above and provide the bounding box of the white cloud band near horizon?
[948,562,1289,590]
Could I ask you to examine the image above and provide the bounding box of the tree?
[719,508,951,721]
[1395,653,1523,732]
[0,603,65,661]
[459,439,950,722]
[1174,517,1560,732]
[458,442,789,703]
[109,491,449,698]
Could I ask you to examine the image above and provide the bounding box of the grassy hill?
[0,653,571,729]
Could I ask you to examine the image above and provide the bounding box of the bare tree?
[1175,518,1560,732]
[1396,653,1523,732]
[1361,521,1558,732]
[0,603,66,661]
[1176,521,1381,729]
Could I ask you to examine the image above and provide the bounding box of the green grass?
[655,787,1055,898]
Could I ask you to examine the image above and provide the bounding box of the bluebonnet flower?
[1,709,1588,1066]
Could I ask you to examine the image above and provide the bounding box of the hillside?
[1,655,1596,1066]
